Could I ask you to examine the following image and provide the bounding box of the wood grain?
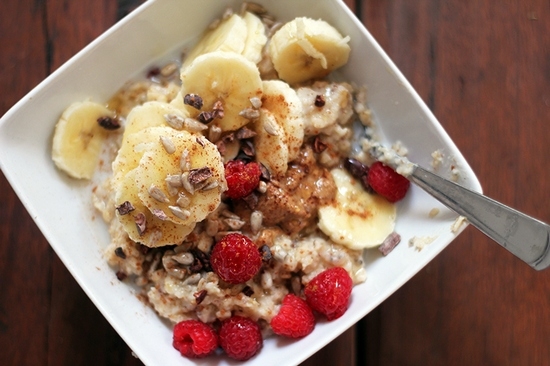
[360,0,550,365]
[1,1,549,365]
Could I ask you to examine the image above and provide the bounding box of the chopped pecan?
[183,93,203,110]
[188,167,213,185]
[115,201,135,215]
[97,116,121,130]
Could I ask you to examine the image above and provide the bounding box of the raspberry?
[224,160,262,199]
[172,320,218,359]
[271,294,315,338]
[367,161,410,202]
[304,267,353,320]
[219,315,262,361]
[210,233,262,284]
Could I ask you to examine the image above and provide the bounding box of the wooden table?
[1,1,549,365]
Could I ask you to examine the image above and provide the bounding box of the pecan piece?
[97,116,121,130]
[188,167,213,185]
[116,201,135,215]
[183,93,203,110]
[134,213,147,236]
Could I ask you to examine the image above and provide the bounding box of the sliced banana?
[169,91,186,111]
[180,51,263,132]
[261,80,304,161]
[268,17,351,84]
[133,126,225,226]
[253,108,289,178]
[318,168,396,249]
[115,169,195,247]
[52,101,115,179]
[112,126,169,187]
[181,13,248,70]
[241,11,268,64]
[123,101,189,137]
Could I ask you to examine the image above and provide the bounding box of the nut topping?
[97,116,121,130]
[239,107,261,120]
[116,201,135,215]
[212,100,224,119]
[152,208,168,220]
[134,213,147,235]
[183,93,203,110]
[198,111,214,124]
[188,167,213,185]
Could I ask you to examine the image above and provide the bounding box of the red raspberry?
[219,315,263,361]
[271,294,315,338]
[224,160,262,199]
[304,267,353,320]
[367,161,410,202]
[210,233,262,284]
[172,320,218,359]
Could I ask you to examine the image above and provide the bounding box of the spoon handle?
[411,165,550,270]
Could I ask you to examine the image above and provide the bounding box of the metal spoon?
[369,143,550,271]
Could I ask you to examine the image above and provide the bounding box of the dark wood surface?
[1,1,549,365]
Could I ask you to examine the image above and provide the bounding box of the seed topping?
[164,113,184,129]
[249,96,262,109]
[239,107,261,120]
[169,205,191,220]
[183,117,208,132]
[176,192,190,208]
[159,136,176,154]
[262,117,279,136]
[148,184,169,203]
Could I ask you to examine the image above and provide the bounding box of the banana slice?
[181,13,248,70]
[268,17,351,84]
[241,11,268,64]
[253,108,289,178]
[123,101,189,137]
[261,80,304,161]
[112,126,169,187]
[180,51,263,132]
[133,126,225,226]
[52,101,116,179]
[115,169,195,247]
[169,91,186,111]
[318,168,396,249]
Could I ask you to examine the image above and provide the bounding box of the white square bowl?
[0,0,481,365]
